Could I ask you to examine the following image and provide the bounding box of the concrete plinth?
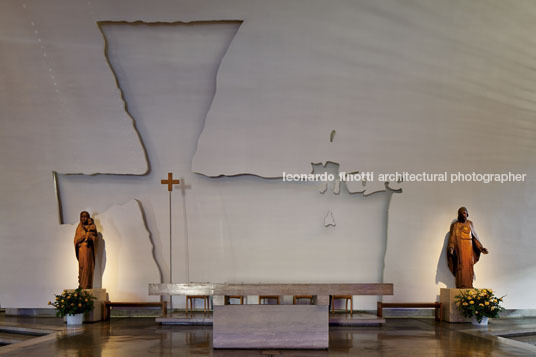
[440,288,472,322]
[213,305,329,349]
[65,288,108,322]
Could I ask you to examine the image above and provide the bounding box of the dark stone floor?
[1,314,536,356]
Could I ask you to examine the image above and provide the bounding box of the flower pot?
[66,313,84,325]
[471,316,488,326]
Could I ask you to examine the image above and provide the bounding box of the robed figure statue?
[74,211,97,289]
[447,207,489,288]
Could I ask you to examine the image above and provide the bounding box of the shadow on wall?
[93,231,106,289]
[436,231,455,288]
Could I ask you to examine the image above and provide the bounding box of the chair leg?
[350,298,353,316]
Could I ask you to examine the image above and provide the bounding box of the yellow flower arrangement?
[455,288,505,323]
[49,288,96,318]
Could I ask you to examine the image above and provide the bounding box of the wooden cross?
[161,172,180,310]
[161,172,180,191]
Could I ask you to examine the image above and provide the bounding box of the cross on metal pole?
[161,172,180,311]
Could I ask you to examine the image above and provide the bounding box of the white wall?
[0,0,534,310]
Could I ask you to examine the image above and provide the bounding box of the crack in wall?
[53,21,243,289]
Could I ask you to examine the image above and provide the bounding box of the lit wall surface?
[0,0,534,309]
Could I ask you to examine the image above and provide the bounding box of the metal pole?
[180,179,190,284]
[184,206,190,284]
[169,191,173,311]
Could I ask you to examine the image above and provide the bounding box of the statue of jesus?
[447,207,489,288]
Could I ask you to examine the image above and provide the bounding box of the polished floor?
[1,314,536,356]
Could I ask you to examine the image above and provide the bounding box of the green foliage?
[48,288,96,317]
[455,288,505,323]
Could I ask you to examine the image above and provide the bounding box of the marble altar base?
[213,305,329,349]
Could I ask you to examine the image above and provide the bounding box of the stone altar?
[149,283,393,349]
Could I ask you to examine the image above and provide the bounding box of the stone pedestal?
[440,288,472,322]
[66,288,108,322]
[213,305,329,349]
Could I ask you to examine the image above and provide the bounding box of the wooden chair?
[259,295,280,304]
[186,295,210,313]
[225,295,245,305]
[331,295,353,315]
[293,295,314,305]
